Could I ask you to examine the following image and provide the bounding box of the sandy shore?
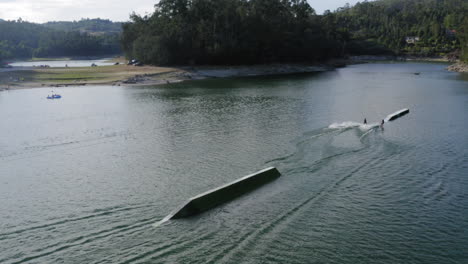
[0,63,333,90]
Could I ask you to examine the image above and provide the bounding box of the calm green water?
[1,63,467,264]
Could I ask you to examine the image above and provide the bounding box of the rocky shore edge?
[119,63,338,86]
[447,62,468,73]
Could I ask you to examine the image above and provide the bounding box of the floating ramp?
[385,108,410,122]
[167,167,281,219]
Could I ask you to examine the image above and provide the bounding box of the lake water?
[0,62,467,264]
[8,58,114,68]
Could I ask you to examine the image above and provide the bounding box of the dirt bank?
[0,63,333,90]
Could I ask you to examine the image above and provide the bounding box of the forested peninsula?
[121,0,346,65]
[121,0,467,66]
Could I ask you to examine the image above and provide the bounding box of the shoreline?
[349,55,455,63]
[447,62,468,73]
[0,63,335,90]
[348,55,467,73]
[1,57,466,91]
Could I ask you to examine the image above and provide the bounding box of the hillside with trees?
[0,19,121,62]
[332,0,467,61]
[2,0,466,65]
[121,0,347,65]
[122,0,468,66]
[43,18,122,34]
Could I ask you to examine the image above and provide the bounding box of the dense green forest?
[333,0,468,60]
[1,0,467,65]
[122,0,468,65]
[121,0,347,65]
[0,19,121,62]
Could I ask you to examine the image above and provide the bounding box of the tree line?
[2,0,467,64]
[121,0,347,65]
[333,0,468,60]
[43,18,122,33]
[0,19,121,62]
[121,0,468,65]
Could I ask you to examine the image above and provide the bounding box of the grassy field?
[0,64,179,88]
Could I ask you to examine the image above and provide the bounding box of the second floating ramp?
[385,108,410,122]
[168,167,281,219]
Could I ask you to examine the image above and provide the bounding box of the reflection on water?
[0,63,467,264]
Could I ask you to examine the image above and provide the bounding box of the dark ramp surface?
[385,108,410,121]
[169,167,281,219]
[0,62,467,264]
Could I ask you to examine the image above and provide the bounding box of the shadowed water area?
[0,62,467,263]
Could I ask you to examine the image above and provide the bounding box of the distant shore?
[0,62,337,90]
[1,57,466,91]
[349,55,455,63]
[348,55,468,73]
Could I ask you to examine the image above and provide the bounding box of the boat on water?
[47,94,62,99]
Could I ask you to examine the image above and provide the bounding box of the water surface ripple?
[1,63,467,263]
